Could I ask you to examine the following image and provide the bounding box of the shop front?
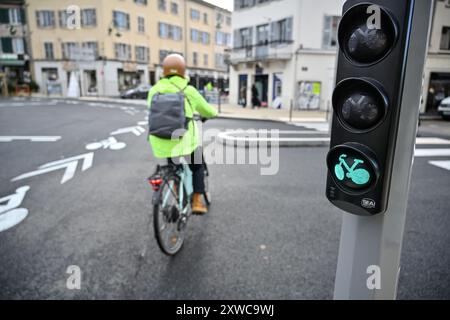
[425,72,450,114]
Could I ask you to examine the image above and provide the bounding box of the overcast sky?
[205,0,233,11]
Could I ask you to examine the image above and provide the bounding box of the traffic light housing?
[326,0,417,216]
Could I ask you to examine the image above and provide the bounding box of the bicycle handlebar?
[193,115,209,123]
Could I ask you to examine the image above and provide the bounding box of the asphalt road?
[0,97,449,299]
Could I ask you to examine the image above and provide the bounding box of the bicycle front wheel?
[153,175,185,256]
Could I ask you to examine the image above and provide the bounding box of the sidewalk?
[213,103,329,123]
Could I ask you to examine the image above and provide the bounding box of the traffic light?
[326,0,418,216]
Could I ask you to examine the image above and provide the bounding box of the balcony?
[230,41,293,64]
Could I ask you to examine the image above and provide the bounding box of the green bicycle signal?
[334,154,371,186]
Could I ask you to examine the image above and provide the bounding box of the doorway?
[238,74,248,107]
[254,74,268,107]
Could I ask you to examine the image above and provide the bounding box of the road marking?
[429,161,450,171]
[416,137,450,145]
[86,137,126,151]
[0,186,30,233]
[291,122,330,132]
[415,149,450,157]
[0,102,58,107]
[12,153,94,184]
[111,126,145,137]
[0,136,61,142]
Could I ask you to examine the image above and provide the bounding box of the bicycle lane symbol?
[334,154,371,186]
[0,186,30,232]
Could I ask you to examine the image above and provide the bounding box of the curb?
[216,130,330,148]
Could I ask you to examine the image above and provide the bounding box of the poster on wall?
[297,81,321,110]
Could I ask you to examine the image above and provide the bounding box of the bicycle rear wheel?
[153,175,185,256]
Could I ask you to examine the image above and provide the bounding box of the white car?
[438,96,450,120]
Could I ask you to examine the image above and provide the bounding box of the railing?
[230,41,294,63]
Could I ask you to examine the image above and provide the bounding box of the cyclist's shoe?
[192,193,208,215]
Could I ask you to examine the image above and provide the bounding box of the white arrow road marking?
[0,208,28,233]
[111,126,145,137]
[0,186,30,233]
[429,161,450,171]
[137,121,147,126]
[11,153,94,184]
[0,136,61,142]
[415,149,450,157]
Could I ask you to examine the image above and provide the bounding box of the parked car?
[120,84,151,99]
[438,96,450,120]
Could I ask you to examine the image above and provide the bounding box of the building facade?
[0,0,30,94]
[421,0,450,114]
[27,0,231,97]
[230,0,450,114]
[230,0,343,110]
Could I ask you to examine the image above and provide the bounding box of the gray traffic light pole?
[333,0,433,300]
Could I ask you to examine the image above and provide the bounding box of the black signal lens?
[338,4,397,65]
[332,78,388,132]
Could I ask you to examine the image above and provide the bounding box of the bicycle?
[334,154,370,186]
[148,116,211,256]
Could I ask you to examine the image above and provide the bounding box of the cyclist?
[147,53,217,214]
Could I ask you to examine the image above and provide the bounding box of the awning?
[0,59,26,67]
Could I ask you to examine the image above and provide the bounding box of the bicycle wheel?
[334,164,345,181]
[203,164,212,206]
[153,175,185,256]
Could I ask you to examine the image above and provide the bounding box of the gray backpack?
[148,85,191,139]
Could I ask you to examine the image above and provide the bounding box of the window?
[12,38,24,54]
[58,10,69,28]
[270,17,293,43]
[201,32,210,45]
[114,43,131,60]
[134,0,148,5]
[0,38,12,53]
[234,27,253,48]
[190,9,200,20]
[159,50,182,63]
[440,27,450,51]
[82,42,98,58]
[322,15,340,49]
[81,9,96,27]
[193,52,198,66]
[61,42,78,59]
[203,13,208,24]
[9,8,22,25]
[138,16,145,33]
[203,53,208,66]
[136,46,149,62]
[171,2,178,15]
[113,11,130,30]
[215,53,226,69]
[159,22,168,38]
[191,29,209,45]
[158,0,167,11]
[159,22,182,40]
[36,10,55,28]
[226,16,231,26]
[216,12,223,24]
[159,50,169,63]
[256,24,269,45]
[235,0,271,10]
[171,26,182,41]
[44,42,54,59]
